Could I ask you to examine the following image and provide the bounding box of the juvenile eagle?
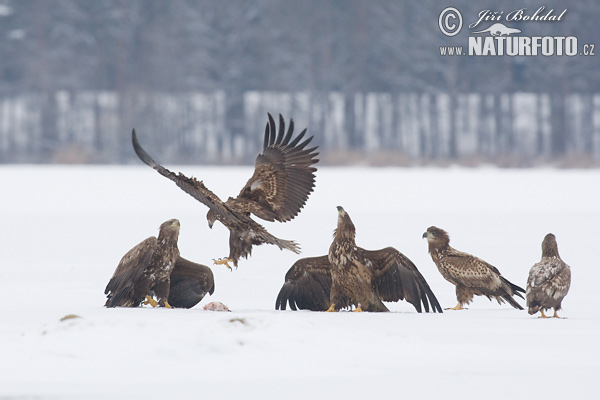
[423,226,525,310]
[132,114,319,268]
[281,206,442,312]
[167,257,215,309]
[526,233,571,318]
[105,219,180,308]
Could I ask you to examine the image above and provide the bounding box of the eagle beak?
[208,221,213,229]
[422,232,428,239]
[336,206,345,215]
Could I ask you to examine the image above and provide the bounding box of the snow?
[1,165,599,398]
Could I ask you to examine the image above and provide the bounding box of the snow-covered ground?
[1,165,598,399]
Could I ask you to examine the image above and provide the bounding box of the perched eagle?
[132,113,319,268]
[526,233,571,318]
[105,219,181,308]
[277,206,442,312]
[423,226,525,310]
[168,257,215,309]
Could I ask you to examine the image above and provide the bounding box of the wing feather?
[168,256,215,309]
[234,114,319,223]
[104,236,156,307]
[362,247,443,313]
[275,256,332,311]
[132,129,235,225]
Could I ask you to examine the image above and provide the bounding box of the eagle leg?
[551,310,565,319]
[325,304,337,312]
[144,295,158,308]
[540,310,550,318]
[164,301,173,309]
[353,304,363,312]
[445,302,465,311]
[213,258,235,270]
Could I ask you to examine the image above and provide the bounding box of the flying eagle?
[168,257,215,309]
[105,219,181,308]
[423,226,525,310]
[132,114,319,268]
[278,206,442,312]
[526,233,571,318]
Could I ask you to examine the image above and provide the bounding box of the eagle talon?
[213,258,234,270]
[353,304,363,312]
[326,304,337,312]
[445,303,465,311]
[144,295,158,308]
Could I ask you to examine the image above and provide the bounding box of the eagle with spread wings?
[132,114,319,268]
[526,233,571,318]
[423,226,525,310]
[276,207,442,313]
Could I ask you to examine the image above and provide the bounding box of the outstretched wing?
[168,256,215,309]
[104,237,156,307]
[275,255,334,311]
[132,129,236,226]
[361,247,443,313]
[230,113,319,222]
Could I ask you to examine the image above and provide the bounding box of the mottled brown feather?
[424,226,524,309]
[132,113,317,266]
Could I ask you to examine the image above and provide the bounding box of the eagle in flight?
[276,207,442,313]
[423,226,525,310]
[132,114,319,268]
[526,233,571,318]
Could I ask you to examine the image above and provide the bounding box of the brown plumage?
[105,219,180,308]
[423,226,525,310]
[132,113,319,268]
[167,257,215,309]
[526,233,571,318]
[279,206,442,312]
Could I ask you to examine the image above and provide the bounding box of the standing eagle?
[168,257,215,309]
[526,233,571,318]
[423,226,525,310]
[278,206,441,312]
[132,114,319,268]
[105,219,181,308]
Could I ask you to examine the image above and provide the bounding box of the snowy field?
[1,165,599,399]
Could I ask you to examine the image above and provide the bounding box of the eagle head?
[334,206,355,240]
[158,219,180,241]
[423,226,450,250]
[541,233,560,258]
[206,209,217,229]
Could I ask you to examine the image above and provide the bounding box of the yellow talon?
[213,258,234,270]
[552,310,566,319]
[326,304,337,312]
[144,295,158,308]
[353,304,363,312]
[164,301,172,309]
[445,302,464,311]
[540,310,550,318]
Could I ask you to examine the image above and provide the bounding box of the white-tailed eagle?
[276,207,442,313]
[423,226,525,310]
[132,114,319,269]
[526,233,571,318]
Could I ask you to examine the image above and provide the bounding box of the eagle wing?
[104,236,156,307]
[168,256,215,309]
[132,130,237,227]
[230,114,319,222]
[526,259,571,306]
[275,255,341,311]
[444,247,525,307]
[361,247,443,313]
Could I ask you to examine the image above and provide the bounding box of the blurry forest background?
[0,0,599,165]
